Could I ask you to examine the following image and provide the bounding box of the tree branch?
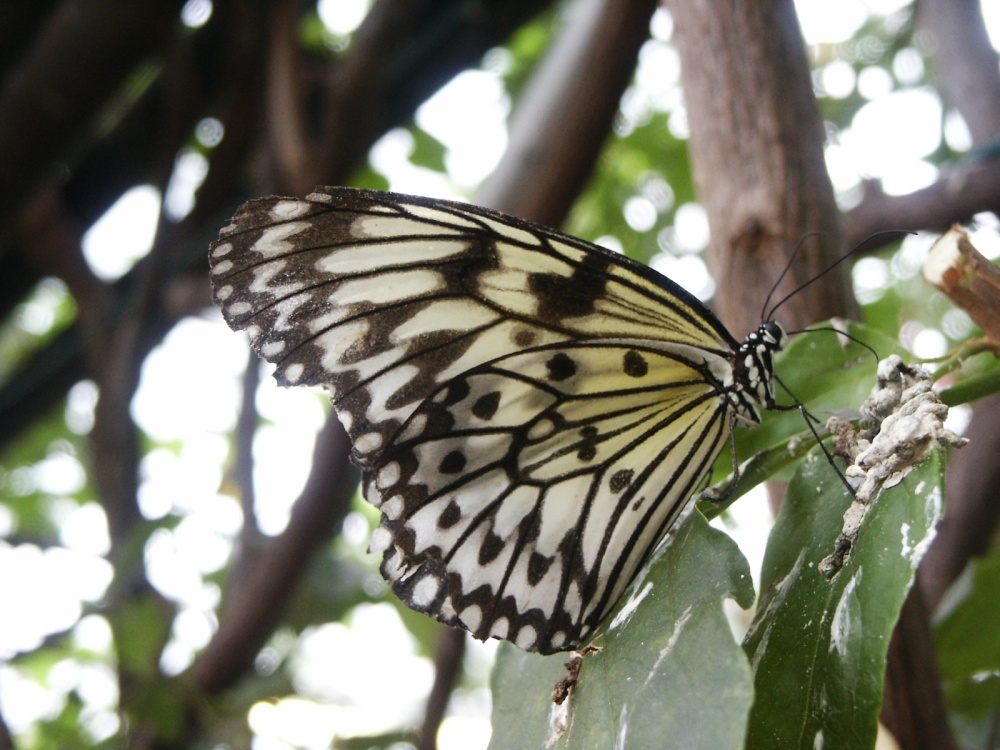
[193,415,358,694]
[0,0,187,248]
[917,0,1000,144]
[843,159,1000,251]
[477,0,658,224]
[417,628,466,750]
[316,0,552,189]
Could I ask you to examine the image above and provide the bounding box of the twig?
[193,416,358,694]
[0,699,14,750]
[417,628,466,750]
[923,225,1000,345]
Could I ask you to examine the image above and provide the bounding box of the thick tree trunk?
[668,0,854,337]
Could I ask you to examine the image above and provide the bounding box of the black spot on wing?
[443,378,471,405]
[438,499,462,529]
[472,391,501,420]
[513,328,537,347]
[439,450,467,474]
[479,529,505,564]
[545,353,577,381]
[528,252,611,320]
[527,551,555,586]
[577,425,599,461]
[609,468,634,494]
[623,350,648,378]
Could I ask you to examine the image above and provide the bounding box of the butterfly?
[208,186,787,654]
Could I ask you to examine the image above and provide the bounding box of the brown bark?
[917,0,1000,145]
[418,628,467,750]
[881,587,961,750]
[194,416,358,694]
[667,0,854,338]
[843,162,1000,251]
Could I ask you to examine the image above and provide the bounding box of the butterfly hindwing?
[366,340,732,653]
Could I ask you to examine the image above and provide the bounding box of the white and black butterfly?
[208,187,787,654]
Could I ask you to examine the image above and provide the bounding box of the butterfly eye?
[763,321,787,347]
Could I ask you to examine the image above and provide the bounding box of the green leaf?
[408,126,448,172]
[743,448,945,750]
[113,595,172,677]
[490,512,755,750]
[935,548,1000,717]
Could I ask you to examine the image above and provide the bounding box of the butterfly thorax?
[729,321,787,428]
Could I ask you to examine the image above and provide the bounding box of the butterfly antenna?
[765,230,915,321]
[785,326,881,364]
[759,233,822,322]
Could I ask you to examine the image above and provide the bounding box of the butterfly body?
[209,187,785,653]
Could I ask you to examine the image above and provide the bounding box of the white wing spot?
[229,301,252,316]
[260,340,286,357]
[211,259,233,275]
[383,495,404,520]
[315,240,467,276]
[459,605,483,632]
[252,223,309,258]
[516,625,538,651]
[378,462,401,488]
[369,526,392,553]
[382,549,406,581]
[215,284,233,301]
[269,200,311,220]
[354,214,468,237]
[355,432,384,453]
[412,575,441,607]
[390,299,498,344]
[527,417,556,441]
[212,242,232,258]
[330,269,444,306]
[284,363,304,383]
[490,617,509,640]
[479,216,542,246]
[314,320,371,370]
[440,595,456,619]
[304,191,332,202]
[397,413,428,442]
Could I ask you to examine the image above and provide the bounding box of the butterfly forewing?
[209,187,775,653]
[209,189,735,459]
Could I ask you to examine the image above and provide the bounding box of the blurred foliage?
[3,3,1000,749]
[0,279,77,388]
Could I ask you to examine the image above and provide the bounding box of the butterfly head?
[732,321,787,423]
